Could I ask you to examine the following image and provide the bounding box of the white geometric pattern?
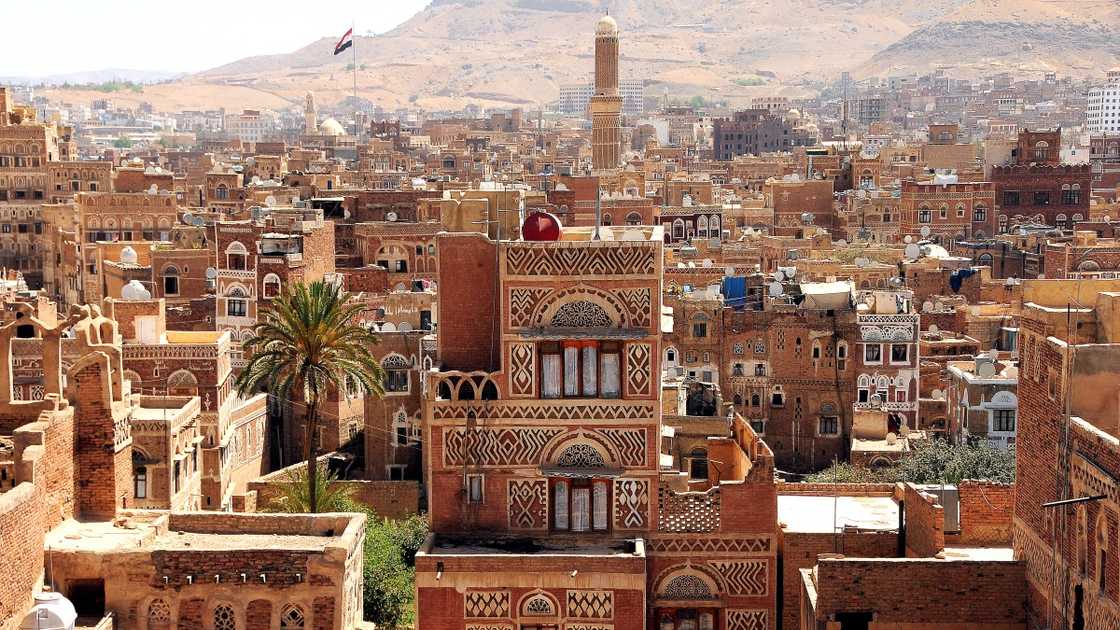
[709,560,768,596]
[725,610,767,630]
[566,590,613,619]
[614,478,649,529]
[465,591,510,618]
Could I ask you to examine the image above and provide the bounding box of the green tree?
[112,137,133,149]
[804,439,1015,485]
[236,280,384,512]
[264,469,429,626]
[264,466,357,513]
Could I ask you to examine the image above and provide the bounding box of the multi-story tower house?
[415,215,779,630]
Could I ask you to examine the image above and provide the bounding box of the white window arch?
[162,265,180,296]
[226,241,248,270]
[697,215,709,239]
[262,273,281,298]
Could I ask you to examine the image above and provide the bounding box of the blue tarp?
[949,268,976,293]
[722,276,747,306]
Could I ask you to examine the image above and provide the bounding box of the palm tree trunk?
[306,399,319,513]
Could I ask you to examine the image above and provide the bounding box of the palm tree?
[236,280,384,512]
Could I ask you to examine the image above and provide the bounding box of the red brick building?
[991,129,1090,231]
[900,179,997,242]
[415,225,779,630]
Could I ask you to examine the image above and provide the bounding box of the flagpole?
[352,21,359,145]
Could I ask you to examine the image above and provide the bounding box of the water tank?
[119,246,138,265]
[20,591,77,630]
[121,279,151,300]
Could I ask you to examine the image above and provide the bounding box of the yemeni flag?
[334,28,353,55]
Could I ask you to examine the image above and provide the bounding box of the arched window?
[134,465,147,499]
[751,393,761,407]
[147,599,171,630]
[688,447,708,479]
[382,354,410,393]
[520,594,557,617]
[226,241,248,270]
[1034,141,1050,162]
[697,215,709,239]
[1078,260,1101,273]
[918,207,931,223]
[602,213,613,226]
[162,266,180,296]
[226,287,248,317]
[442,156,455,169]
[279,605,305,629]
[672,218,685,240]
[551,300,613,328]
[213,604,236,630]
[167,369,198,396]
[978,253,993,266]
[262,273,281,298]
[626,212,642,226]
[973,205,987,223]
[215,183,229,200]
[711,215,721,238]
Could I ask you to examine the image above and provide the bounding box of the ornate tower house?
[416,212,779,630]
[590,15,624,174]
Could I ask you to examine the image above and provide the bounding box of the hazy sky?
[0,0,431,77]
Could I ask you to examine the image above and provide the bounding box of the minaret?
[304,91,318,134]
[590,15,623,173]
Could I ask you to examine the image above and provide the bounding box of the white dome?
[120,246,138,265]
[596,14,619,36]
[121,279,151,300]
[319,118,345,136]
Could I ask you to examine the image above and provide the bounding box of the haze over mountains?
[39,0,1120,112]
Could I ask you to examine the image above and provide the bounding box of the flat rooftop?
[429,535,642,557]
[779,494,899,534]
[942,546,1015,561]
[46,515,344,555]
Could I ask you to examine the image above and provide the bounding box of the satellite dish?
[920,225,931,238]
[702,259,713,268]
[800,212,814,224]
[889,276,904,288]
[977,361,997,378]
[932,388,944,399]
[205,267,217,280]
[148,184,158,195]
[782,266,797,278]
[988,348,1000,360]
[787,250,799,260]
[724,266,735,276]
[399,322,413,333]
[836,239,847,246]
[386,211,398,222]
[904,235,913,244]
[855,257,869,268]
[929,323,939,333]
[923,301,934,313]
[182,212,194,226]
[768,281,785,297]
[870,394,883,405]
[1105,215,1112,223]
[905,243,921,260]
[251,176,261,185]
[772,271,784,281]
[265,195,277,207]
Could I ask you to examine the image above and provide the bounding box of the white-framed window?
[890,343,909,364]
[467,474,484,503]
[864,343,882,364]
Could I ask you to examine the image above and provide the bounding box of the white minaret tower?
[304,91,318,133]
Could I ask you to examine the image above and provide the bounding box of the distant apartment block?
[1086,68,1120,134]
[558,79,645,116]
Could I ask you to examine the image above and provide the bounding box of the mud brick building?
[899,179,996,243]
[1013,280,1120,629]
[415,222,779,630]
[991,129,1090,231]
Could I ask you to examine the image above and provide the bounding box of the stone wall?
[0,483,43,630]
[903,483,944,558]
[813,557,1026,626]
[780,529,897,630]
[955,480,1014,546]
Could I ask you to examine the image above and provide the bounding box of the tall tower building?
[304,91,318,134]
[590,15,623,173]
